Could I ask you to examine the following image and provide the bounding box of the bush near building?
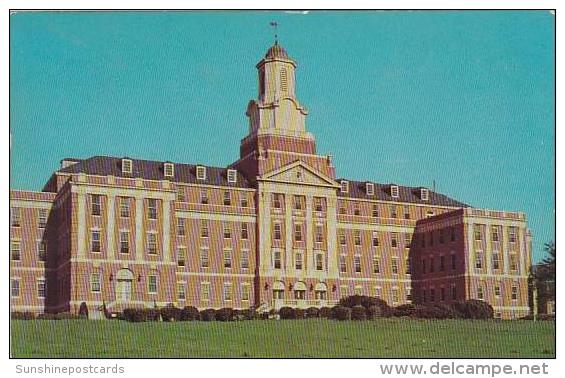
[351,305,367,320]
[332,306,352,321]
[200,309,217,321]
[180,306,200,321]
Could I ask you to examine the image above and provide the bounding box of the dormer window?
[366,182,374,196]
[340,180,349,194]
[164,163,174,178]
[390,185,399,198]
[196,165,206,180]
[420,188,429,201]
[122,159,132,174]
[227,169,237,184]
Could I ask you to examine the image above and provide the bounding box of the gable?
[260,161,339,188]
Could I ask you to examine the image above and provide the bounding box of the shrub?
[11,311,35,320]
[180,306,200,321]
[278,307,296,320]
[160,305,182,322]
[306,307,320,318]
[123,308,146,322]
[216,308,235,321]
[78,302,89,319]
[295,308,306,319]
[319,307,333,318]
[367,305,384,319]
[145,308,161,321]
[200,309,217,321]
[393,304,418,317]
[432,304,463,319]
[454,300,494,319]
[351,305,367,320]
[332,305,352,321]
[36,312,57,320]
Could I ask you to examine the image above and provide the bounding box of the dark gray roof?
[58,156,253,188]
[336,179,468,208]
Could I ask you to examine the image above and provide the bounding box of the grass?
[11,318,555,358]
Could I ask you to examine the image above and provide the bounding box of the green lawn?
[11,318,555,358]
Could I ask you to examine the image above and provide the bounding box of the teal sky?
[10,11,555,262]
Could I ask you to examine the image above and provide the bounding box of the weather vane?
[269,21,278,44]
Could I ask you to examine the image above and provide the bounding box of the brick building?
[10,42,532,319]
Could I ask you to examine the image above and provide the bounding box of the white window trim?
[164,162,175,178]
[11,278,21,297]
[227,169,237,183]
[366,182,374,196]
[196,165,207,180]
[340,180,349,193]
[390,185,399,198]
[122,158,133,174]
[420,188,429,201]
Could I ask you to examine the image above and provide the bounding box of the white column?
[76,192,86,259]
[135,196,144,261]
[106,195,115,261]
[305,195,314,273]
[326,195,339,278]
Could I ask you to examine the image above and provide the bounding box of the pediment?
[260,161,339,188]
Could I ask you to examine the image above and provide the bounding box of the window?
[492,252,500,270]
[451,254,457,270]
[294,288,306,300]
[11,279,20,297]
[420,188,429,201]
[177,247,186,267]
[492,226,500,242]
[147,198,157,219]
[354,204,360,216]
[273,288,284,300]
[392,288,399,304]
[451,286,457,301]
[91,194,101,216]
[404,233,411,249]
[200,189,209,204]
[200,248,209,268]
[295,252,303,270]
[148,275,157,294]
[390,185,399,198]
[477,286,484,300]
[91,230,101,253]
[429,232,434,246]
[391,233,398,248]
[374,287,382,299]
[241,195,249,208]
[294,195,303,210]
[340,286,349,299]
[404,206,410,220]
[120,197,130,218]
[147,233,157,254]
[354,255,361,273]
[201,282,210,301]
[273,193,282,209]
[177,282,186,300]
[316,224,324,243]
[406,286,412,301]
[450,227,456,242]
[177,218,185,236]
[429,257,435,273]
[509,227,517,243]
[475,251,483,269]
[11,207,21,227]
[38,241,47,261]
[421,234,425,248]
[372,204,379,218]
[241,223,249,239]
[223,223,231,239]
[421,259,426,274]
[391,258,399,274]
[11,240,21,261]
[339,203,346,215]
[274,222,282,240]
[241,250,250,269]
[439,229,444,244]
[201,220,209,238]
[280,68,288,91]
[510,254,518,271]
[339,230,346,245]
[422,289,427,303]
[430,288,436,302]
[340,255,347,273]
[373,257,380,274]
[316,253,324,271]
[37,278,46,298]
[38,209,47,228]
[439,255,445,271]
[405,257,411,275]
[176,188,185,202]
[372,231,380,247]
[314,197,324,212]
[354,230,361,246]
[340,180,349,193]
[242,284,250,301]
[426,210,435,218]
[511,285,518,300]
[164,163,174,178]
[494,285,501,297]
[196,165,206,180]
[390,205,397,219]
[366,182,374,195]
[440,287,445,301]
[91,273,101,293]
[273,251,281,269]
[224,250,232,268]
[474,226,482,241]
[122,158,132,174]
[294,223,303,242]
[227,169,237,183]
[223,191,231,206]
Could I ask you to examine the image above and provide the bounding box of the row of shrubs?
[11,311,85,320]
[121,306,260,322]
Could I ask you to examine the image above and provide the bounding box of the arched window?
[280,68,288,92]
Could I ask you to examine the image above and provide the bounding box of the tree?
[535,242,555,301]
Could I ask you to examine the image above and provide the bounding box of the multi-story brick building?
[9,42,532,319]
